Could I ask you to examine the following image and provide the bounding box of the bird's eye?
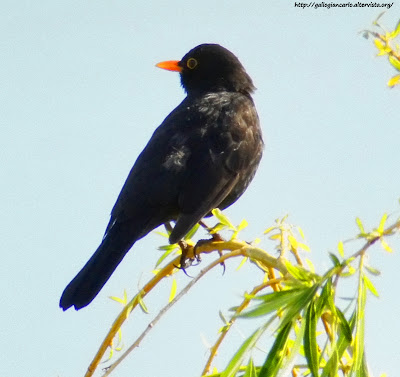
[186,58,198,69]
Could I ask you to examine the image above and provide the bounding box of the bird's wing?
[104,99,194,235]
[169,93,262,243]
[105,94,261,244]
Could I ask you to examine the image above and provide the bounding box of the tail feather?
[60,224,137,311]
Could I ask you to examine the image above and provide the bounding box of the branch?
[84,239,281,377]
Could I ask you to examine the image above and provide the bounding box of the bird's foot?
[178,233,226,275]
[194,233,226,274]
[178,240,197,276]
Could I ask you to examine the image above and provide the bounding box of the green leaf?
[279,286,319,330]
[373,11,385,25]
[355,217,365,233]
[184,223,200,240]
[240,289,308,318]
[264,225,277,234]
[335,307,352,342]
[221,322,269,377]
[337,241,344,257]
[377,213,388,233]
[236,256,248,271]
[329,253,341,267]
[258,321,293,377]
[212,209,236,230]
[389,55,400,72]
[285,261,317,282]
[232,219,248,239]
[389,19,400,39]
[242,358,257,377]
[360,352,370,377]
[350,272,367,376]
[316,278,332,316]
[374,38,386,52]
[169,278,177,302]
[237,219,248,232]
[209,222,227,234]
[278,316,306,375]
[388,74,400,87]
[155,244,178,267]
[304,302,319,377]
[288,234,298,249]
[137,292,149,314]
[154,230,169,238]
[109,290,128,305]
[380,239,393,253]
[364,265,381,276]
[363,275,379,297]
[298,241,311,252]
[321,311,356,377]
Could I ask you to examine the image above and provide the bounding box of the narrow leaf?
[363,275,379,297]
[259,321,293,377]
[109,290,128,305]
[264,225,277,234]
[388,74,400,87]
[184,223,200,240]
[137,292,149,314]
[380,239,393,253]
[360,352,370,377]
[169,278,177,302]
[377,213,388,233]
[374,38,386,52]
[337,241,344,257]
[390,19,400,38]
[355,217,365,233]
[240,289,308,318]
[388,55,400,71]
[304,302,319,377]
[316,278,332,316]
[285,261,316,282]
[237,219,249,232]
[329,253,341,267]
[321,311,356,377]
[155,244,178,267]
[212,209,236,230]
[364,265,381,276]
[298,241,311,252]
[288,234,298,249]
[351,272,367,375]
[335,307,352,342]
[221,322,270,377]
[279,286,319,331]
[236,256,248,271]
[243,358,257,377]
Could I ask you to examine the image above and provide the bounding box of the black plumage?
[60,44,263,311]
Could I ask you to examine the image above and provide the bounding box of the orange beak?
[156,60,182,72]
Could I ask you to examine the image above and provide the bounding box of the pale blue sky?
[1,1,400,376]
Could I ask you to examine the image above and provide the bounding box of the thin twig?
[85,239,279,377]
[103,248,246,376]
[201,278,283,376]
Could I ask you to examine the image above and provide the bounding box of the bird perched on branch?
[60,44,263,311]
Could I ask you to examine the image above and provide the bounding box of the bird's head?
[156,44,255,95]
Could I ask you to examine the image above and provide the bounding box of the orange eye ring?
[186,58,198,69]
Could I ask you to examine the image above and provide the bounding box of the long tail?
[60,222,138,311]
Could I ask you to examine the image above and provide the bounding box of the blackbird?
[60,44,263,311]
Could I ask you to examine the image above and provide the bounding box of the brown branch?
[84,239,281,377]
[84,254,179,377]
[103,248,246,376]
[201,278,283,376]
